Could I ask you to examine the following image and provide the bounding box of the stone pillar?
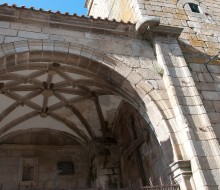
[153,36,220,190]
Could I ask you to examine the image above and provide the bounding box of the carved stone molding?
[168,160,192,181]
[135,16,160,35]
[135,16,183,39]
[167,160,193,190]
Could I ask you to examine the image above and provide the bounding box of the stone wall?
[139,0,220,56]
[0,145,89,190]
[88,0,220,64]
[190,63,220,144]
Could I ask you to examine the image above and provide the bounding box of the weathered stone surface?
[0,1,219,190]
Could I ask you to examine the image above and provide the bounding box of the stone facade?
[0,0,219,190]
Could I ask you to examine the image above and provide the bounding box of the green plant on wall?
[153,64,164,77]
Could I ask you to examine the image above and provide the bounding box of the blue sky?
[0,0,87,15]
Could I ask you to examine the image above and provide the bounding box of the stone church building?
[0,0,220,189]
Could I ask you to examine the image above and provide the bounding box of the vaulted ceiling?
[0,60,123,145]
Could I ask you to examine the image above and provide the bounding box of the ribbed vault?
[0,52,130,145]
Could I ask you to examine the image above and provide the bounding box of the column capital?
[168,160,192,182]
[167,160,194,190]
[135,16,183,39]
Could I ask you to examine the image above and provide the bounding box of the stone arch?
[0,40,183,165]
[0,128,86,146]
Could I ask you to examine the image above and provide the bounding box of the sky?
[0,0,87,15]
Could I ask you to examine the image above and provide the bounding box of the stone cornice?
[0,5,136,37]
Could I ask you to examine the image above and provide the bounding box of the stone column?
[153,36,220,190]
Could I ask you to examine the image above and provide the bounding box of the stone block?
[49,34,65,41]
[197,73,205,82]
[80,46,94,59]
[123,56,140,68]
[198,82,215,91]
[0,21,10,29]
[28,40,43,52]
[213,101,220,112]
[207,65,220,74]
[203,73,214,82]
[68,43,82,55]
[43,27,85,38]
[208,112,220,124]
[139,58,154,69]
[137,80,154,93]
[65,36,100,49]
[11,23,41,32]
[131,42,149,57]
[192,72,199,82]
[202,91,220,101]
[52,52,67,63]
[203,100,215,112]
[168,67,191,78]
[0,35,4,44]
[214,83,220,92]
[4,36,24,43]
[127,71,142,85]
[112,42,132,56]
[92,50,105,63]
[2,43,15,55]
[0,28,17,36]
[14,41,29,53]
[85,32,111,41]
[211,73,220,83]
[54,41,69,53]
[18,31,49,40]
[98,40,113,53]
[184,105,206,115]
[16,52,29,64]
[6,54,16,68]
[114,62,132,78]
[43,40,54,51]
[148,79,160,89]
[136,68,161,80]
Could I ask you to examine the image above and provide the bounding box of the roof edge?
[0,4,136,37]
